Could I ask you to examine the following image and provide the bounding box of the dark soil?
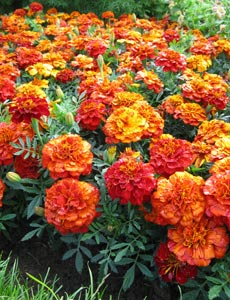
[0,226,178,300]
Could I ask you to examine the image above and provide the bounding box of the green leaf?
[182,290,200,300]
[208,285,222,300]
[114,247,128,263]
[80,246,92,258]
[122,265,135,291]
[75,251,83,273]
[206,276,224,285]
[62,248,78,260]
[137,262,153,277]
[111,242,129,250]
[21,229,39,241]
[223,285,230,298]
[0,213,16,221]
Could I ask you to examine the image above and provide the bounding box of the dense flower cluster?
[0,2,229,288]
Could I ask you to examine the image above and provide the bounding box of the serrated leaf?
[208,285,222,300]
[75,251,83,273]
[122,265,135,291]
[62,248,78,260]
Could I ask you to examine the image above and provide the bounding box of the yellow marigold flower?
[210,157,230,174]
[26,62,58,78]
[103,106,148,144]
[208,137,230,162]
[186,54,212,72]
[111,91,144,109]
[16,82,47,98]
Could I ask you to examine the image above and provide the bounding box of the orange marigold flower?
[42,134,93,180]
[167,217,229,266]
[102,106,148,144]
[111,91,144,110]
[9,95,50,123]
[0,179,6,208]
[174,102,207,126]
[134,70,164,93]
[161,94,185,114]
[204,170,230,218]
[104,153,156,205]
[152,171,205,226]
[154,242,197,284]
[14,153,40,179]
[163,28,180,43]
[150,136,194,177]
[191,141,213,167]
[130,101,164,139]
[181,77,211,104]
[75,98,107,130]
[186,54,212,72]
[155,49,187,72]
[16,47,43,69]
[102,11,115,19]
[194,119,230,145]
[209,157,230,174]
[86,39,108,58]
[189,39,213,55]
[0,64,20,82]
[208,137,230,162]
[0,78,15,102]
[45,178,100,234]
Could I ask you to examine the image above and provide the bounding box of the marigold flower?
[56,69,76,84]
[194,119,230,145]
[111,91,144,110]
[163,28,180,43]
[209,157,230,174]
[0,64,20,82]
[14,153,40,179]
[75,98,107,131]
[167,217,229,266]
[0,78,15,102]
[103,106,148,144]
[191,141,213,167]
[26,62,58,78]
[104,153,156,205]
[161,94,185,114]
[86,39,108,58]
[154,242,197,284]
[152,171,205,226]
[102,11,115,19]
[204,170,230,218]
[181,77,210,104]
[16,47,43,69]
[9,95,50,123]
[208,137,230,162]
[0,179,6,207]
[29,2,43,13]
[155,49,187,72]
[174,102,207,126]
[45,178,100,234]
[42,134,93,180]
[134,70,164,93]
[186,54,212,72]
[150,136,194,177]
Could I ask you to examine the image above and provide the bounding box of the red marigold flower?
[0,179,6,208]
[163,29,180,43]
[86,39,108,58]
[167,217,229,266]
[75,98,107,131]
[45,178,100,235]
[155,49,187,72]
[13,8,27,16]
[150,136,194,177]
[134,70,164,93]
[16,47,43,69]
[154,242,197,284]
[56,69,76,84]
[104,153,156,205]
[190,39,213,55]
[0,78,15,102]
[102,106,148,144]
[29,2,43,12]
[204,170,230,218]
[42,134,93,180]
[174,102,207,126]
[14,153,40,179]
[9,95,50,123]
[152,171,205,226]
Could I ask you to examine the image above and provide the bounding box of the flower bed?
[0,2,230,299]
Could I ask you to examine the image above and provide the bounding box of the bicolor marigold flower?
[42,134,93,180]
[161,94,185,115]
[45,178,100,234]
[0,179,6,207]
[56,69,76,84]
[163,28,180,43]
[209,157,230,174]
[86,39,108,58]
[174,102,207,126]
[204,170,230,218]
[14,153,40,179]
[191,141,213,167]
[155,49,187,72]
[167,217,229,266]
[150,136,194,177]
[104,152,156,205]
[103,106,148,144]
[16,47,43,69]
[151,171,205,226]
[111,91,144,110]
[186,54,212,72]
[9,95,50,123]
[208,137,230,162]
[134,70,164,93]
[75,98,107,131]
[154,242,197,284]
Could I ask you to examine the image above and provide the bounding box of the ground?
[0,225,178,300]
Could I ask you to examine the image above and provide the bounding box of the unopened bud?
[106,146,117,164]
[34,206,44,217]
[6,172,21,183]
[56,86,64,100]
[132,13,137,23]
[65,112,74,126]
[107,225,114,232]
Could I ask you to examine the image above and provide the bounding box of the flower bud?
[6,172,21,183]
[56,86,64,100]
[65,112,74,126]
[106,146,117,164]
[34,206,44,217]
